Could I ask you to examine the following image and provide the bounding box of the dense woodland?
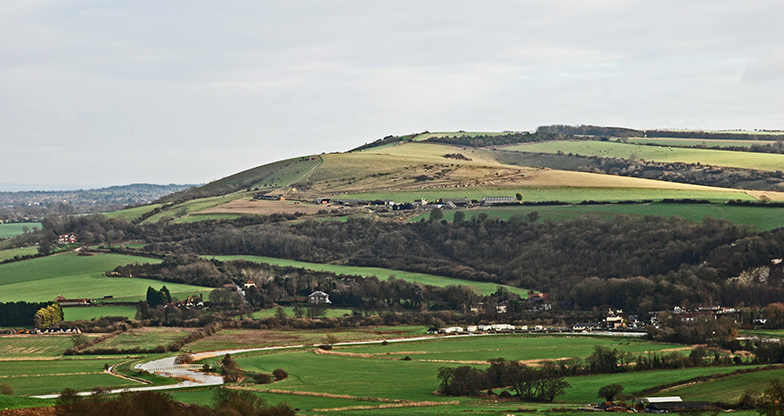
[14,211,784,314]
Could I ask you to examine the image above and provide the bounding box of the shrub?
[272,368,288,380]
[0,383,13,395]
[174,353,194,364]
[254,373,273,384]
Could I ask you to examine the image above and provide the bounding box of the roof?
[308,291,329,297]
[636,397,682,403]
[481,196,515,202]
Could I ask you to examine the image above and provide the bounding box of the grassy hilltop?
[105,130,784,228]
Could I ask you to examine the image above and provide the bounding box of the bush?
[0,383,13,395]
[174,353,194,364]
[254,373,273,384]
[272,368,288,380]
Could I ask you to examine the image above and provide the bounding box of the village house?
[307,291,331,304]
[58,234,77,244]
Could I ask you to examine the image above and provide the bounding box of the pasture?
[63,305,139,321]
[248,307,354,319]
[0,223,41,239]
[410,202,784,231]
[347,186,752,205]
[664,366,784,402]
[629,137,779,147]
[84,327,195,352]
[226,334,690,405]
[140,194,246,224]
[103,204,162,222]
[184,326,429,352]
[0,358,138,396]
[561,364,752,403]
[508,140,784,172]
[0,335,87,359]
[334,334,686,363]
[0,252,211,303]
[209,254,529,297]
[0,246,38,262]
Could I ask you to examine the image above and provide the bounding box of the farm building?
[54,295,91,307]
[254,194,283,201]
[313,198,331,204]
[307,291,332,304]
[480,196,516,205]
[334,199,369,207]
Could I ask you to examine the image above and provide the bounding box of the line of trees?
[54,387,294,416]
[438,359,569,402]
[0,301,57,326]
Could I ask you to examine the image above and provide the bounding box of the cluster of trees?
[537,124,642,137]
[0,301,58,326]
[425,132,570,148]
[438,359,569,402]
[34,302,64,328]
[116,256,524,315]
[54,388,294,416]
[146,286,172,307]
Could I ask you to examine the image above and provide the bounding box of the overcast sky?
[2,1,783,190]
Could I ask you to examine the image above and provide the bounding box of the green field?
[740,329,784,338]
[184,326,430,352]
[234,350,461,403]
[629,137,779,147]
[0,252,211,303]
[346,186,752,205]
[0,358,138,395]
[561,364,752,403]
[0,223,41,239]
[248,307,354,319]
[0,246,38,262]
[63,305,140,321]
[508,140,784,172]
[174,213,245,223]
[0,335,88,359]
[0,394,54,410]
[227,334,686,404]
[85,328,194,352]
[103,204,162,222]
[141,194,246,223]
[336,334,686,363]
[208,255,529,297]
[411,203,784,231]
[664,367,784,402]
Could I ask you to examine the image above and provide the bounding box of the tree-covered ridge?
[13,212,784,313]
[424,131,570,147]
